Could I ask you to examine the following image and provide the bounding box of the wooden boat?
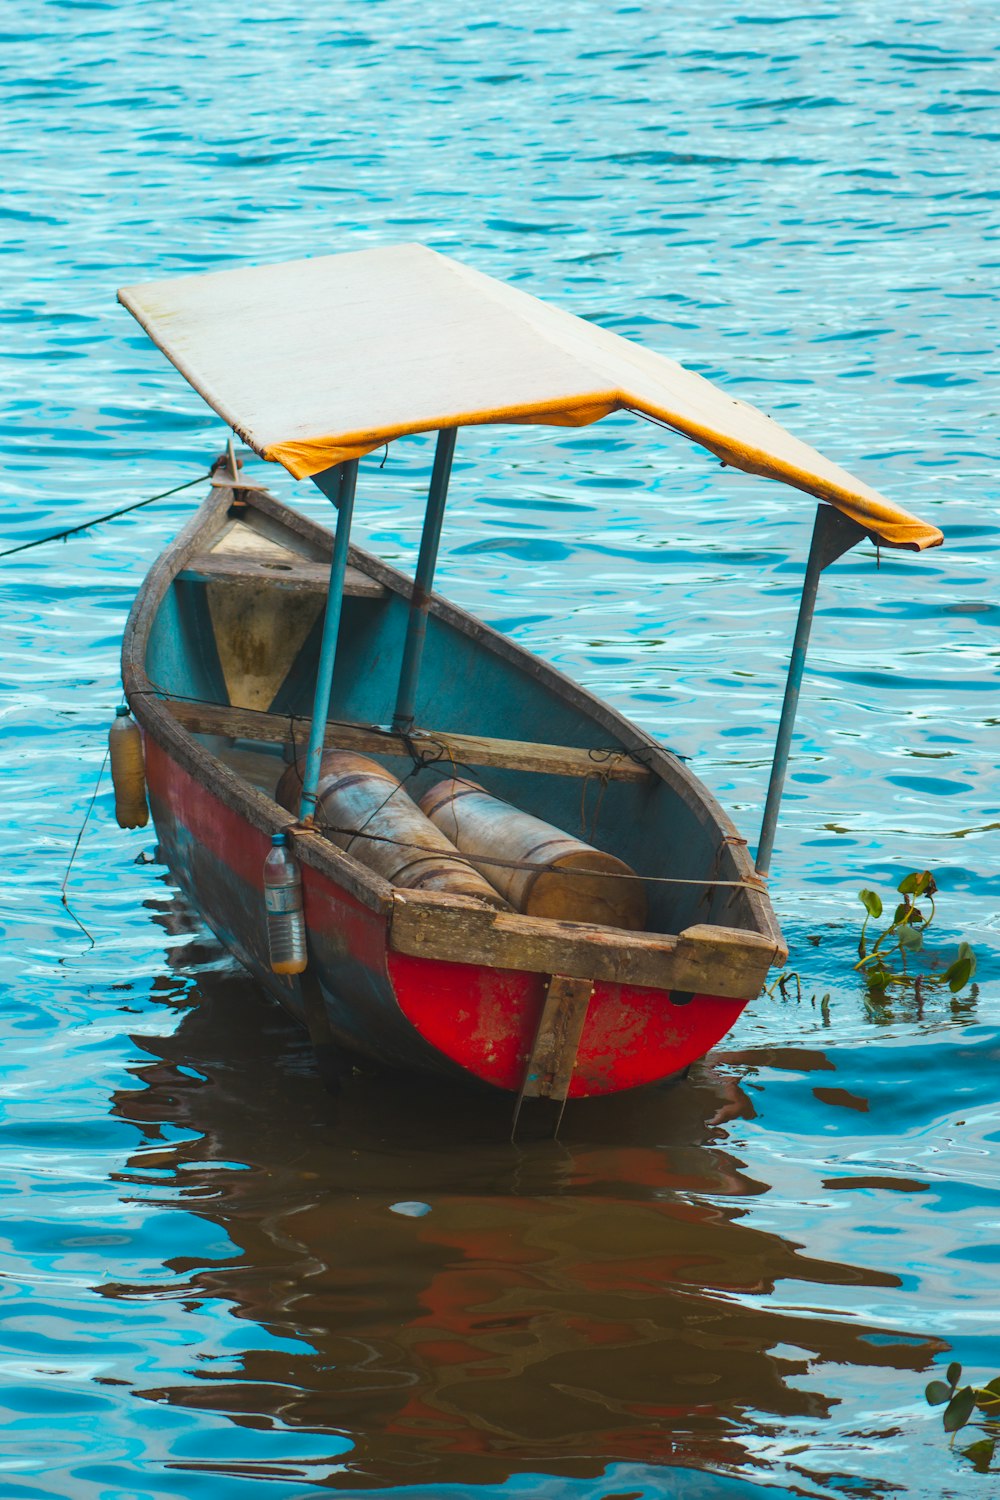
[117,245,942,1111]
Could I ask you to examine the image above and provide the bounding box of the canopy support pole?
[756,504,868,876]
[298,460,359,822]
[392,428,457,733]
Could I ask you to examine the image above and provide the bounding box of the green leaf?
[859,889,883,919]
[960,1437,997,1474]
[956,941,977,979]
[944,1386,976,1433]
[899,870,934,897]
[948,1361,963,1387]
[946,958,973,993]
[898,923,923,953]
[973,1376,1000,1414]
[926,1380,953,1406]
[893,903,910,925]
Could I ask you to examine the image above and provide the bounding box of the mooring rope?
[59,745,111,947]
[0,471,212,560]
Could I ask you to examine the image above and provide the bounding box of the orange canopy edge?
[118,243,943,552]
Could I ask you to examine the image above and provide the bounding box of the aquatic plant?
[855,870,976,998]
[926,1363,1000,1473]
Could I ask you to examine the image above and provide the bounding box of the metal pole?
[756,504,867,875]
[392,428,457,732]
[298,459,358,822]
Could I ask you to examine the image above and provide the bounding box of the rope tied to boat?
[579,760,613,843]
[293,817,769,894]
[131,688,667,782]
[281,713,454,852]
[0,471,213,560]
[129,688,769,895]
[59,744,112,948]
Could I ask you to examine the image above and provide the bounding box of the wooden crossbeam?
[165,699,651,783]
[179,553,386,599]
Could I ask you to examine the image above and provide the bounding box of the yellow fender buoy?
[109,705,149,829]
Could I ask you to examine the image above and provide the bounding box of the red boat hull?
[145,738,749,1098]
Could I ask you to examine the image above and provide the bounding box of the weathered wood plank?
[389,890,782,996]
[179,552,386,598]
[166,699,652,782]
[519,974,594,1101]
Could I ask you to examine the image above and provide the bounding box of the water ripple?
[1,1,997,1496]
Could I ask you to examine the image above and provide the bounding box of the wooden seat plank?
[166,699,651,782]
[178,552,386,598]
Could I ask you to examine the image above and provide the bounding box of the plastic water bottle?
[109,705,149,829]
[263,832,307,974]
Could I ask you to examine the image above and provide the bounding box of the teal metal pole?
[755,504,867,875]
[392,428,456,732]
[299,459,358,821]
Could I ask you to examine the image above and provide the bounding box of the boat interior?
[144,487,762,940]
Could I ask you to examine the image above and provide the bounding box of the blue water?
[2,2,998,1495]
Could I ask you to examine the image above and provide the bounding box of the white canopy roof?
[119,243,942,551]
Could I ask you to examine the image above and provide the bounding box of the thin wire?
[130,686,656,776]
[130,687,767,891]
[280,744,423,853]
[0,471,212,560]
[305,818,766,891]
[625,407,683,434]
[626,406,728,468]
[60,746,111,947]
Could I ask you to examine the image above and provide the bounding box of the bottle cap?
[271,832,286,847]
[115,705,131,717]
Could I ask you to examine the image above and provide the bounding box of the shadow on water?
[95,894,945,1493]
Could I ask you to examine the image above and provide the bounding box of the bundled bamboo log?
[419,777,647,930]
[275,753,510,908]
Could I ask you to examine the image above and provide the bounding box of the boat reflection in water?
[101,895,942,1492]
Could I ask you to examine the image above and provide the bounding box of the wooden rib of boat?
[116,244,942,1109]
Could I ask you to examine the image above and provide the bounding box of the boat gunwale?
[121,468,786,969]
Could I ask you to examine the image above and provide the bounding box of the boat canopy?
[119,243,942,551]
